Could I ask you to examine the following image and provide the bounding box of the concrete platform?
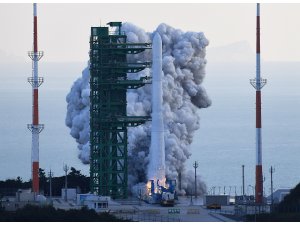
[112,197,235,222]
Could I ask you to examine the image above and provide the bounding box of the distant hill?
[207,41,255,63]
[0,49,25,63]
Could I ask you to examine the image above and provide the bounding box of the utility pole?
[248,185,255,196]
[48,170,53,203]
[270,166,275,212]
[190,187,193,206]
[193,161,198,198]
[63,164,69,201]
[242,165,245,196]
[178,171,182,191]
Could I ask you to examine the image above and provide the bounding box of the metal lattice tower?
[250,3,267,204]
[27,3,44,194]
[89,22,151,199]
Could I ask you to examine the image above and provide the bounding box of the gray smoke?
[66,23,211,195]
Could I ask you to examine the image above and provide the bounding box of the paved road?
[115,197,235,222]
[52,196,235,222]
[115,205,235,222]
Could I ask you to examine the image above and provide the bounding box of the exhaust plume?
[66,23,211,195]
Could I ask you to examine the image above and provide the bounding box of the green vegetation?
[277,183,300,213]
[0,168,130,222]
[0,176,31,196]
[246,183,300,222]
[0,205,129,222]
[246,212,300,222]
[0,167,90,196]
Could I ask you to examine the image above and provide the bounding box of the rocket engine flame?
[66,23,211,195]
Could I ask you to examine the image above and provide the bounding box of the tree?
[69,167,82,177]
[277,183,300,213]
[39,168,47,193]
[0,167,90,197]
[67,167,90,193]
[16,177,23,184]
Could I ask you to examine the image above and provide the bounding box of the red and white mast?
[250,3,266,204]
[28,3,44,194]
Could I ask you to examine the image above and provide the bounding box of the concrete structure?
[76,194,127,212]
[1,200,36,212]
[61,188,77,201]
[203,195,230,206]
[1,189,47,211]
[27,3,44,194]
[114,196,235,222]
[78,194,109,212]
[1,193,235,221]
[235,195,255,205]
[16,189,35,202]
[267,188,291,204]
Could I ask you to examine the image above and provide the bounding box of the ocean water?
[0,62,90,180]
[188,61,300,196]
[0,61,299,197]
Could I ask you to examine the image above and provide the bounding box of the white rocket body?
[147,33,166,185]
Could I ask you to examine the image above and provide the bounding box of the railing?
[109,31,126,36]
[115,213,180,222]
[208,208,235,215]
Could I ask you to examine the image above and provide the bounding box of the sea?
[0,60,299,197]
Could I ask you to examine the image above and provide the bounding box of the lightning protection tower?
[89,22,151,199]
[250,3,267,204]
[27,3,44,194]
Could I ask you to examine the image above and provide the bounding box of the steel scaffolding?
[89,22,151,198]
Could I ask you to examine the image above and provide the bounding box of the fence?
[209,208,235,216]
[233,204,270,216]
[116,213,180,222]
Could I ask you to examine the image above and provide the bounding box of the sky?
[1,3,300,63]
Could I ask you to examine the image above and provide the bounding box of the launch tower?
[89,22,151,198]
[27,3,44,194]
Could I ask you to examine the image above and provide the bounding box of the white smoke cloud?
[66,23,211,195]
[65,66,90,164]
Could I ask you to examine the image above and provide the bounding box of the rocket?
[251,3,266,204]
[147,32,166,185]
[28,3,44,194]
